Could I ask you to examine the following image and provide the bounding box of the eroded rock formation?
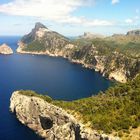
[10,91,118,140]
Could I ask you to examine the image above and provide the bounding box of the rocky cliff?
[10,91,118,140]
[17,23,140,83]
[0,43,13,54]
[17,22,70,53]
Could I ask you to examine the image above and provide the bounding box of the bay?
[0,36,112,140]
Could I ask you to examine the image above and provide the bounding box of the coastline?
[17,45,126,83]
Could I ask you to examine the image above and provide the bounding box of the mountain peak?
[34,22,47,30]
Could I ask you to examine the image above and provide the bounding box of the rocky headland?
[9,72,140,140]
[0,43,13,54]
[10,91,119,140]
[16,22,140,83]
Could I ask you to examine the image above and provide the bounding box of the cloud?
[0,0,113,26]
[111,0,119,5]
[125,19,133,24]
[59,16,113,26]
[125,8,140,25]
[134,16,139,20]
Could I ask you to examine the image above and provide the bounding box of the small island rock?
[0,43,13,54]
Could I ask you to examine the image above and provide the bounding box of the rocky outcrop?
[0,43,13,54]
[109,70,127,83]
[19,22,69,50]
[16,23,140,83]
[126,29,140,36]
[10,91,119,140]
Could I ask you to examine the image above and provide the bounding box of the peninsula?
[10,73,140,140]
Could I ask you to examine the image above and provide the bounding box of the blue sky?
[0,0,140,36]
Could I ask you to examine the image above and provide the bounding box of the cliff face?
[0,43,13,54]
[17,22,70,53]
[10,91,117,140]
[17,23,140,83]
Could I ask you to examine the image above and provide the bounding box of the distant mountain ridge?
[17,23,140,83]
[127,29,140,36]
[78,32,105,39]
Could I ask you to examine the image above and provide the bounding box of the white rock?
[0,43,13,54]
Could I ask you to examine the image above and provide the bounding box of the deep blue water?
[0,36,112,140]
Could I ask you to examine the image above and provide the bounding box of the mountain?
[17,23,140,83]
[0,43,13,54]
[17,22,70,53]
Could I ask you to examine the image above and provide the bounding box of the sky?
[0,0,140,36]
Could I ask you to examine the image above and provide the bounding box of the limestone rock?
[109,70,127,83]
[10,91,119,140]
[0,43,13,54]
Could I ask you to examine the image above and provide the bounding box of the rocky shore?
[0,43,13,54]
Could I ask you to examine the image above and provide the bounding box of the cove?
[0,36,112,140]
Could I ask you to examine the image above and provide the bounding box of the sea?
[0,36,112,140]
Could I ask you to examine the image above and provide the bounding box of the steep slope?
[17,23,140,83]
[17,22,70,53]
[10,91,118,140]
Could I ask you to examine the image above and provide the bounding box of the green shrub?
[54,74,140,133]
[18,74,140,134]
[18,90,52,103]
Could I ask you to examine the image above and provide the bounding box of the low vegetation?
[19,74,140,135]
[18,90,52,103]
[23,40,46,52]
[73,37,140,58]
